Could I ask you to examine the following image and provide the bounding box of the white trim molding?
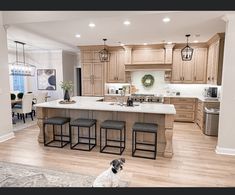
[216,146,235,156]
[0,132,15,143]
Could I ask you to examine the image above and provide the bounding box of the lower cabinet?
[170,97,196,122]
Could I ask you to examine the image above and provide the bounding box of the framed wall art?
[37,69,56,90]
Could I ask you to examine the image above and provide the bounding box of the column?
[216,14,235,155]
[0,11,14,142]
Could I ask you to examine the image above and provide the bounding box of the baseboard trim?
[0,132,15,143]
[216,146,235,156]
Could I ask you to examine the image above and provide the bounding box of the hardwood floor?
[1,122,235,187]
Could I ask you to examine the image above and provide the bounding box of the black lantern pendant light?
[99,38,110,62]
[181,34,194,61]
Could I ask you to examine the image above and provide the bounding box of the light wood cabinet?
[107,50,126,83]
[172,49,194,83]
[206,37,224,85]
[172,48,207,84]
[170,97,196,122]
[81,50,100,63]
[194,48,208,83]
[82,62,104,96]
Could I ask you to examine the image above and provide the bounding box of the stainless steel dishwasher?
[204,107,220,136]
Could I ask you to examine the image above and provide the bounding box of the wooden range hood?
[123,43,175,71]
[125,64,172,71]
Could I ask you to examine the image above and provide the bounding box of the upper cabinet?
[206,33,225,85]
[171,47,207,84]
[80,50,100,63]
[106,49,126,83]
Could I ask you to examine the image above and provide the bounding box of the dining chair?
[17,92,24,99]
[12,93,34,123]
[32,92,48,116]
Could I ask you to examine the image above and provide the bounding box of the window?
[13,75,25,92]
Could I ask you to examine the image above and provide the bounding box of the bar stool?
[69,118,97,151]
[100,120,126,155]
[132,122,158,159]
[43,116,70,148]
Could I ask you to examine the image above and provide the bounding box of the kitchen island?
[35,96,176,158]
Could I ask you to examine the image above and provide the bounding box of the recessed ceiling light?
[75,34,81,38]
[193,40,199,43]
[143,43,148,45]
[89,23,96,28]
[120,43,125,46]
[162,17,171,23]
[167,41,172,44]
[123,20,131,25]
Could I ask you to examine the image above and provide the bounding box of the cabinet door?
[194,48,207,83]
[182,57,194,83]
[81,51,93,63]
[93,63,104,96]
[207,44,214,84]
[211,40,220,85]
[116,50,126,82]
[171,49,182,83]
[107,51,117,82]
[82,63,93,96]
[93,50,101,63]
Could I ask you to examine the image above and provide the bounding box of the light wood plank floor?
[1,122,235,187]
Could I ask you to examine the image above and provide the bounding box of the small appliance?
[204,87,218,98]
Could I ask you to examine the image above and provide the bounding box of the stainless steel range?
[130,94,164,103]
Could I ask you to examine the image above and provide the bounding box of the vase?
[64,90,70,101]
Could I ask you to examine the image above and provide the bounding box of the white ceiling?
[3,11,231,52]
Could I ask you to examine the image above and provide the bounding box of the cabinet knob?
[212,77,214,81]
[194,76,196,81]
[208,77,211,81]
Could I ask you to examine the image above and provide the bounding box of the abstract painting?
[37,69,56,90]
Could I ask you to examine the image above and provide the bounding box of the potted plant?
[60,81,73,101]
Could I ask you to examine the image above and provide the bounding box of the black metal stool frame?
[69,123,97,151]
[100,125,126,155]
[43,123,70,148]
[132,130,157,160]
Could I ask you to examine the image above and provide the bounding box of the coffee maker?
[207,87,218,98]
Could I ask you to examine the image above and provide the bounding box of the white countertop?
[35,96,176,115]
[163,94,220,102]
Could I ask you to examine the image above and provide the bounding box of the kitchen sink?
[108,102,139,107]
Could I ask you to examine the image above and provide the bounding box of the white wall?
[26,50,64,100]
[129,70,221,97]
[8,50,78,100]
[62,51,77,96]
[216,14,235,155]
[0,11,14,141]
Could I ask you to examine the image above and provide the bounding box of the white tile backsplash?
[106,70,221,97]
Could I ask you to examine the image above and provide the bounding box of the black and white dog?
[93,158,125,187]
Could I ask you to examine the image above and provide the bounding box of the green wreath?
[141,74,154,87]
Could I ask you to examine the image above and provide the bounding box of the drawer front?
[164,97,170,104]
[175,111,195,122]
[174,103,195,111]
[171,98,196,104]
[197,102,203,112]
